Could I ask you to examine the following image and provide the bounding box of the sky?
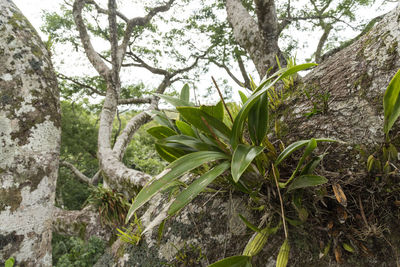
[13,0,398,104]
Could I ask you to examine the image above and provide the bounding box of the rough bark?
[96,4,400,266]
[53,207,111,241]
[0,1,60,266]
[226,0,284,77]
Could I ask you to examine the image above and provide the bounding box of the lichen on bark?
[0,0,60,266]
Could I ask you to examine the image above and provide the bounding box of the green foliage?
[117,213,142,245]
[208,255,252,267]
[125,64,339,266]
[231,145,264,182]
[383,69,400,136]
[126,64,333,226]
[86,185,130,227]
[57,101,98,210]
[52,234,105,267]
[5,257,14,267]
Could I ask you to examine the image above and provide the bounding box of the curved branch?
[126,52,170,76]
[113,76,172,159]
[209,59,244,88]
[117,0,175,67]
[60,161,91,184]
[57,73,106,96]
[86,0,129,22]
[118,97,153,105]
[235,54,251,90]
[59,161,101,185]
[315,24,333,63]
[73,0,111,78]
[112,111,152,160]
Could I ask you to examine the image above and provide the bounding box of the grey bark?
[226,0,284,78]
[53,207,111,241]
[0,1,60,266]
[97,4,400,266]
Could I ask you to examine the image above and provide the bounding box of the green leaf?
[148,110,176,130]
[177,106,231,140]
[168,161,230,216]
[300,154,325,175]
[154,93,193,107]
[287,138,317,182]
[238,90,248,104]
[383,69,400,135]
[287,175,328,192]
[180,84,190,103]
[176,120,196,137]
[275,138,336,166]
[157,219,166,243]
[239,214,262,233]
[147,126,177,139]
[248,92,269,145]
[208,255,252,267]
[164,135,220,151]
[5,257,15,267]
[155,143,186,163]
[231,144,264,182]
[201,101,224,121]
[126,151,229,222]
[231,64,316,149]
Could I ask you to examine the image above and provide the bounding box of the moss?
[0,187,22,212]
[354,72,373,100]
[125,241,166,267]
[75,222,87,240]
[0,231,24,255]
[9,12,27,30]
[388,41,398,55]
[30,44,44,58]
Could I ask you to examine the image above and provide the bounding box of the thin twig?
[211,76,234,123]
[272,163,288,239]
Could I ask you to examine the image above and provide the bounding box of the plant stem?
[272,163,288,239]
[211,76,234,123]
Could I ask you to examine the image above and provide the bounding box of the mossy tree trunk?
[0,1,60,266]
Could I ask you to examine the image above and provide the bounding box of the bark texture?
[53,207,111,241]
[96,4,400,266]
[226,0,284,77]
[0,1,60,266]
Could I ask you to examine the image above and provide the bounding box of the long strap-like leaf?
[126,151,229,223]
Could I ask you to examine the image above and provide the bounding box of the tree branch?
[254,0,280,40]
[60,160,91,184]
[57,73,106,96]
[209,59,244,87]
[126,52,170,76]
[235,54,251,90]
[59,160,101,185]
[117,0,175,68]
[118,97,153,105]
[315,24,333,63]
[73,0,111,78]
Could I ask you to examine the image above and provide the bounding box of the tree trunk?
[226,0,284,77]
[96,4,400,266]
[0,1,60,266]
